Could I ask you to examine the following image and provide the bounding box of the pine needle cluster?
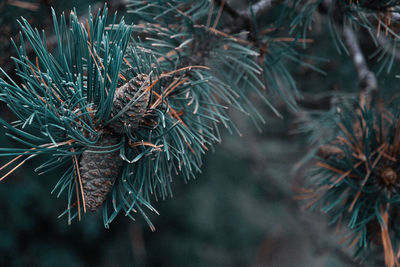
[303,101,400,265]
[0,1,299,228]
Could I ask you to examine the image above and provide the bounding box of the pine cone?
[79,74,151,212]
[79,132,123,212]
[108,74,151,134]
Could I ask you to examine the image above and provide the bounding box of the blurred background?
[1,0,398,266]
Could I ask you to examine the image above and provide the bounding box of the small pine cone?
[108,74,151,134]
[79,132,123,212]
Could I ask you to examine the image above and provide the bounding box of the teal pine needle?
[304,101,400,264]
[0,2,293,228]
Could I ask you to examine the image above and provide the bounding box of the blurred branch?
[214,0,241,19]
[240,0,281,19]
[342,25,378,106]
[214,0,281,36]
[317,0,379,107]
[215,0,280,20]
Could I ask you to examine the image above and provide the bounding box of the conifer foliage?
[0,1,297,229]
[4,0,400,266]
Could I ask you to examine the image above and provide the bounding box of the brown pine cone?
[108,74,151,134]
[79,131,123,212]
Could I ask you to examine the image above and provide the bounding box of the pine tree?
[3,0,400,266]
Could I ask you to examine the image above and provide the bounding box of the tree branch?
[342,25,378,106]
[214,0,241,20]
[214,0,281,37]
[240,0,280,19]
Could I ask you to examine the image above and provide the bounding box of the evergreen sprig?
[0,6,136,225]
[0,1,297,228]
[303,101,400,265]
[127,0,307,122]
[289,0,400,60]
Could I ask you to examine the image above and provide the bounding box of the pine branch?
[214,0,241,19]
[315,0,382,105]
[214,0,281,36]
[2,2,276,227]
[342,25,378,106]
[215,0,281,20]
[240,0,281,19]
